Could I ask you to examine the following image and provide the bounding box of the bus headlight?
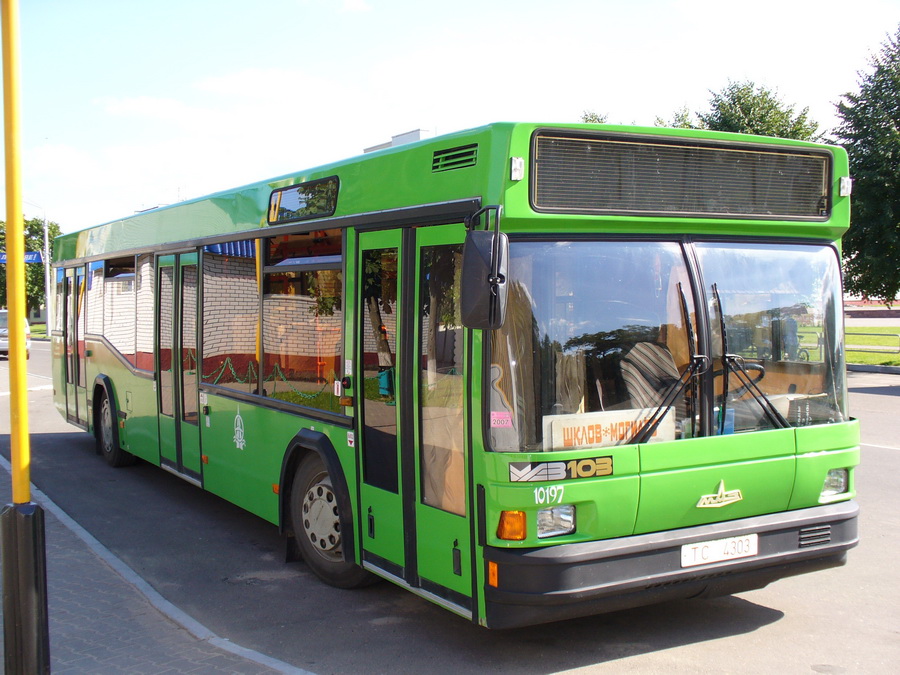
[537,505,575,539]
[821,468,849,497]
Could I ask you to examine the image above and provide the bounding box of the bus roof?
[53,122,850,263]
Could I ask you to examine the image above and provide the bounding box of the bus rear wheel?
[290,453,373,589]
[96,391,136,467]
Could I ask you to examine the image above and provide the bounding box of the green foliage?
[697,81,819,140]
[581,111,608,124]
[0,216,62,312]
[655,106,696,129]
[835,26,900,306]
[653,81,819,140]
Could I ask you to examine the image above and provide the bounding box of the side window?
[103,257,136,365]
[135,254,155,371]
[86,262,104,335]
[54,268,64,333]
[262,229,343,413]
[419,243,465,515]
[201,242,260,393]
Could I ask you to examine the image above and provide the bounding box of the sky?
[6,0,900,232]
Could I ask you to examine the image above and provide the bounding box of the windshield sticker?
[491,411,513,428]
[542,408,676,451]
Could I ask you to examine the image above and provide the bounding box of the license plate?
[680,533,758,568]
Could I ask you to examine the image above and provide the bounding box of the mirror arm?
[466,204,505,294]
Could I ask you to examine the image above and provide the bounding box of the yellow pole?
[2,2,50,670]
[2,0,31,503]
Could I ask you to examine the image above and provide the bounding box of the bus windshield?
[488,240,846,452]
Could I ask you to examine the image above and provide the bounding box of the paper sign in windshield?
[542,407,675,450]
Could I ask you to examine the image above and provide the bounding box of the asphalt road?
[2,342,898,673]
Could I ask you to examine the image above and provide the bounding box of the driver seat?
[620,342,681,411]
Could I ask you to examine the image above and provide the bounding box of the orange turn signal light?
[488,561,499,587]
[497,510,527,541]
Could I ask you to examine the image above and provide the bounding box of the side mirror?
[461,228,508,330]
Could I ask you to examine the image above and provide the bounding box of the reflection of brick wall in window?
[86,269,104,334]
[135,256,154,369]
[182,266,198,339]
[104,278,136,361]
[159,270,173,346]
[263,294,343,382]
[362,301,397,359]
[202,254,259,387]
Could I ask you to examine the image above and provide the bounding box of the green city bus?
[51,122,859,629]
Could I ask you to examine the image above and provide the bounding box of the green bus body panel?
[790,421,860,510]
[199,393,350,524]
[482,444,642,547]
[415,507,472,596]
[635,429,797,533]
[85,340,159,463]
[361,486,405,567]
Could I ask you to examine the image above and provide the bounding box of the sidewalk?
[0,459,309,674]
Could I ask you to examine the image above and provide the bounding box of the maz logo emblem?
[233,406,246,451]
[696,480,743,508]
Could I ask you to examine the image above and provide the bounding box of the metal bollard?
[1,502,51,674]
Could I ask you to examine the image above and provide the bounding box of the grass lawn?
[845,326,900,366]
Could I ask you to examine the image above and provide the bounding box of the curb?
[0,455,313,675]
[847,363,900,375]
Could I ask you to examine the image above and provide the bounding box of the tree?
[654,106,695,129]
[656,80,819,141]
[581,111,608,124]
[699,81,819,140]
[0,216,63,314]
[834,26,900,306]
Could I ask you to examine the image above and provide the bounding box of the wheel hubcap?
[302,476,342,562]
[101,400,114,454]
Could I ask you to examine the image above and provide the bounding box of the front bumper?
[484,500,858,629]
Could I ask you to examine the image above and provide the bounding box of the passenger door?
[157,253,203,482]
[62,266,88,426]
[356,224,472,610]
[356,230,405,571]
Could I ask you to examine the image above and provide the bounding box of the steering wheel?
[713,361,766,399]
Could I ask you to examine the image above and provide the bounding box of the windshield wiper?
[710,283,790,431]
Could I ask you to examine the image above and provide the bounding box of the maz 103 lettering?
[509,456,613,482]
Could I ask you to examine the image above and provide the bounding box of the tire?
[290,452,373,589]
[96,390,136,467]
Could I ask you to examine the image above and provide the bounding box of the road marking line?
[0,384,53,396]
[861,442,900,451]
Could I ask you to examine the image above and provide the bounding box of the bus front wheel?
[290,453,372,589]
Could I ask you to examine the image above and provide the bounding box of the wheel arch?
[279,428,356,565]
